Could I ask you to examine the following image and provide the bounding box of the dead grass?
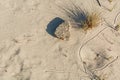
[60,3,101,31]
[81,12,100,31]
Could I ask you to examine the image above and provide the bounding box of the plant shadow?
[46,17,64,36]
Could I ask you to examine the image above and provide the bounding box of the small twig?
[96,0,101,7]
[45,70,76,74]
[90,73,101,80]
[104,11,120,31]
[103,18,116,30]
[82,63,101,80]
[102,33,114,44]
[96,0,117,12]
[101,5,112,12]
[45,69,90,79]
[114,11,120,25]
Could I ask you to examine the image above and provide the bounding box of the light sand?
[0,0,120,80]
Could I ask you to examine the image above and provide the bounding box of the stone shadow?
[46,17,64,36]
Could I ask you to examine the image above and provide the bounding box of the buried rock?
[54,21,70,40]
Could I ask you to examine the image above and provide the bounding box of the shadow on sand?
[46,17,64,36]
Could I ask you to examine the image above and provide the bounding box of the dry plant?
[59,2,101,32]
[83,13,100,31]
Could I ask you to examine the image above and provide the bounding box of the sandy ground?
[0,0,120,80]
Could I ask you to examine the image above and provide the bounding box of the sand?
[0,0,120,80]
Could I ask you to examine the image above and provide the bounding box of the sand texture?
[0,0,120,80]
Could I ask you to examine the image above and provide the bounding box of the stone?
[54,22,70,40]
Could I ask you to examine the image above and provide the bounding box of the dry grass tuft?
[60,4,101,31]
[81,12,100,31]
